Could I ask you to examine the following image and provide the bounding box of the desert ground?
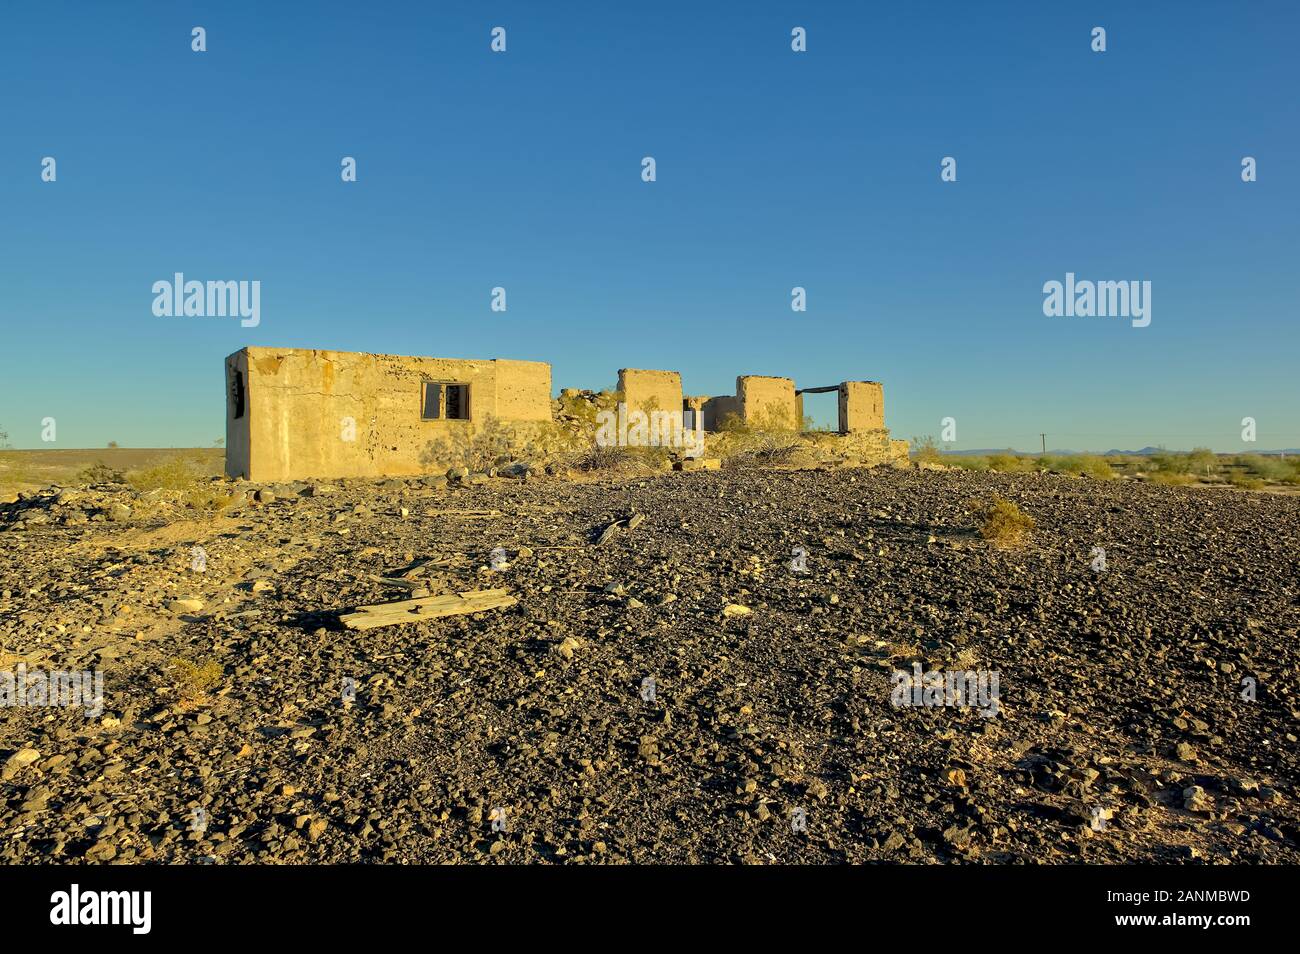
[1,453,1297,864]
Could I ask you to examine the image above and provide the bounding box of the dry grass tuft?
[976,495,1035,547]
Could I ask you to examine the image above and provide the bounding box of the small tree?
[1187,447,1218,477]
[911,435,944,466]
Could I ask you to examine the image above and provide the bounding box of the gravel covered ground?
[1,466,1297,864]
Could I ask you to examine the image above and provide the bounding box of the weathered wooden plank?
[341,588,516,630]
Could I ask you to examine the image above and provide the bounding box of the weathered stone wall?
[618,369,682,417]
[737,375,797,427]
[838,380,884,433]
[226,347,552,481]
[493,359,554,421]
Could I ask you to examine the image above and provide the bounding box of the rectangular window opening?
[446,383,469,420]
[230,368,245,420]
[422,381,470,421]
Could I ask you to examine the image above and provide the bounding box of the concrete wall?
[737,375,798,428]
[702,395,740,431]
[618,368,682,417]
[225,347,551,481]
[838,381,884,433]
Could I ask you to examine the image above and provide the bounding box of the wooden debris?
[426,509,502,519]
[595,519,626,546]
[595,512,644,546]
[397,557,446,578]
[340,588,517,631]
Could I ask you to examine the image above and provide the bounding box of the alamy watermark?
[1043,272,1150,328]
[152,273,260,327]
[890,664,1000,718]
[2,664,104,718]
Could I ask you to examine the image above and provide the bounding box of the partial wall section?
[618,369,683,417]
[737,375,798,428]
[493,359,553,421]
[838,381,884,433]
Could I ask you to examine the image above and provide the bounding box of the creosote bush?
[128,455,237,511]
[168,658,223,702]
[423,415,587,474]
[717,406,803,466]
[910,435,945,466]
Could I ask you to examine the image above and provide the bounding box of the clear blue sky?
[1,0,1296,451]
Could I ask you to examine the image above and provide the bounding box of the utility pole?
[1040,433,1047,454]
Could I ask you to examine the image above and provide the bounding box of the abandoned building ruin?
[224,347,907,481]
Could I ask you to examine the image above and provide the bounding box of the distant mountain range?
[943,447,1300,457]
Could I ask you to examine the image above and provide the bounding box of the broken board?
[340,588,516,631]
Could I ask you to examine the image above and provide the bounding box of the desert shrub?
[169,657,223,702]
[911,435,945,466]
[976,495,1035,547]
[723,442,803,468]
[947,455,991,471]
[128,456,201,492]
[78,461,126,485]
[1150,450,1187,474]
[716,406,803,466]
[422,415,519,472]
[1236,454,1291,482]
[568,445,637,472]
[567,444,669,473]
[1186,447,1219,476]
[1149,470,1195,486]
[1151,447,1218,480]
[128,455,238,510]
[986,452,1035,473]
[1048,454,1115,480]
[422,415,578,473]
[719,404,797,434]
[1227,471,1266,490]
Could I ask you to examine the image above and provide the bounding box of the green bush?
[1049,454,1115,480]
[1235,454,1292,482]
